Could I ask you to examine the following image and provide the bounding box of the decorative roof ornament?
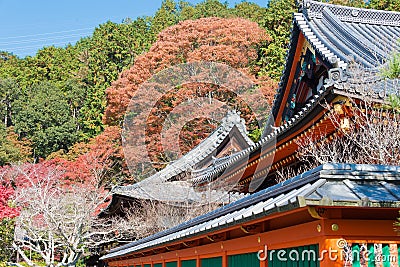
[221,110,247,133]
[351,9,359,17]
[324,68,349,91]
[296,0,400,71]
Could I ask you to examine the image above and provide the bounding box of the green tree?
[0,45,81,94]
[181,0,231,20]
[384,50,400,110]
[0,0,273,156]
[0,78,20,127]
[62,79,87,125]
[232,2,267,24]
[0,52,30,92]
[0,52,23,80]
[151,0,181,35]
[0,124,24,165]
[76,18,153,137]
[24,45,81,87]
[258,0,296,80]
[13,82,79,159]
[0,218,15,263]
[382,51,400,79]
[83,19,152,87]
[368,0,400,11]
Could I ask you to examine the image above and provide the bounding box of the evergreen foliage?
[383,51,400,79]
[0,218,15,263]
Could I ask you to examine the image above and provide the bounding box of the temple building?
[102,164,400,267]
[100,110,252,217]
[100,1,400,266]
[192,0,400,192]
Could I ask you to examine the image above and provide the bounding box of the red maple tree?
[103,17,277,171]
[0,182,19,219]
[104,17,275,124]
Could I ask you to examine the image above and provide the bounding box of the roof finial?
[225,109,241,124]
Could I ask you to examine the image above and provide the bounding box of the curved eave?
[330,77,400,102]
[193,82,333,188]
[268,23,301,130]
[117,112,253,194]
[294,12,346,69]
[98,194,138,218]
[101,163,400,261]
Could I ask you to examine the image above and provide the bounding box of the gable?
[266,0,400,134]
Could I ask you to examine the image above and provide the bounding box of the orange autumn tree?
[69,126,128,185]
[104,17,277,172]
[105,17,274,123]
[50,125,129,185]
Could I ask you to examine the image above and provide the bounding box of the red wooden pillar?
[320,238,343,267]
[222,251,227,267]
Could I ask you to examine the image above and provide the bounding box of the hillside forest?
[1,0,399,170]
[1,0,400,265]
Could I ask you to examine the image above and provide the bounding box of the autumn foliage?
[104,17,275,124]
[65,126,129,185]
[0,182,19,219]
[104,17,277,171]
[4,157,129,267]
[0,17,279,264]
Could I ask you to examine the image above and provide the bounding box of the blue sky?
[0,0,268,58]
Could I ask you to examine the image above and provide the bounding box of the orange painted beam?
[237,105,334,188]
[222,251,227,267]
[276,32,305,125]
[107,220,324,265]
[322,219,400,238]
[105,210,400,267]
[319,238,344,267]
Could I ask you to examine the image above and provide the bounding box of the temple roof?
[111,181,247,204]
[101,2,400,260]
[270,0,400,127]
[297,0,400,100]
[103,110,252,209]
[298,0,400,70]
[137,110,253,183]
[193,1,400,189]
[191,87,328,187]
[101,163,400,260]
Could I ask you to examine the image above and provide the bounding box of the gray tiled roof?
[268,0,400,134]
[112,110,253,202]
[112,180,247,204]
[300,0,400,69]
[191,88,329,186]
[196,2,400,186]
[298,0,400,99]
[101,163,400,260]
